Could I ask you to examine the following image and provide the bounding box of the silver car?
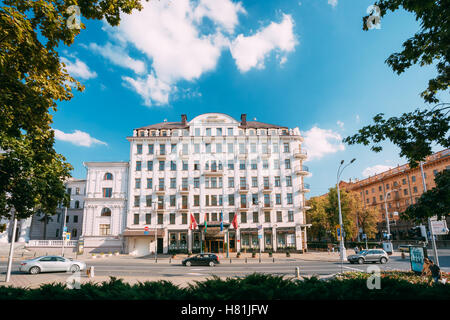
[347,249,389,264]
[19,256,86,274]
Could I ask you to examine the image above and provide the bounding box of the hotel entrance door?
[206,240,224,253]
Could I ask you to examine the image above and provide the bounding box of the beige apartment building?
[340,149,450,239]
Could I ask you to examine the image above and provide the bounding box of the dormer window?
[104,173,113,180]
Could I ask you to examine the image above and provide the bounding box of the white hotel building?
[1,113,311,256]
[81,113,311,256]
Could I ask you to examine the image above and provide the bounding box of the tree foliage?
[307,188,379,241]
[344,105,450,168]
[0,0,146,220]
[401,169,450,223]
[363,0,449,104]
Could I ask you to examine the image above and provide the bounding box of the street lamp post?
[152,200,158,262]
[336,158,356,268]
[383,190,394,253]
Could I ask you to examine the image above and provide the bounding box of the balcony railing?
[294,165,310,175]
[262,183,273,192]
[239,184,249,193]
[179,186,190,193]
[294,149,308,159]
[26,240,78,247]
[156,150,167,159]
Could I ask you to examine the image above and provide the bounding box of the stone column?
[188,228,192,253]
[272,226,277,252]
[236,228,241,252]
[18,217,32,243]
[295,225,302,252]
[163,227,168,254]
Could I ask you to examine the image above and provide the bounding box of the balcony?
[263,201,273,209]
[203,166,224,176]
[261,149,272,158]
[239,203,249,211]
[238,184,249,193]
[294,149,307,160]
[294,165,310,176]
[178,204,189,212]
[156,186,166,194]
[156,150,167,160]
[179,185,190,194]
[300,183,310,193]
[262,183,273,193]
[157,204,165,211]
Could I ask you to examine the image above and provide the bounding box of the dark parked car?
[182,253,220,267]
[347,249,389,264]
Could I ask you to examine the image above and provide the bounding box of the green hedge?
[0,273,449,300]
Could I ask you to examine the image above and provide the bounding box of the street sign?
[431,220,449,235]
[64,227,68,232]
[409,246,426,274]
[362,233,366,240]
[258,235,262,239]
[336,225,341,240]
[66,233,71,241]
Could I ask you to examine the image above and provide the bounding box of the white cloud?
[328,0,338,8]
[61,57,97,80]
[362,165,394,177]
[88,42,146,74]
[230,14,297,72]
[92,0,296,106]
[122,73,173,106]
[194,0,246,34]
[54,129,107,147]
[302,126,345,161]
[337,120,344,129]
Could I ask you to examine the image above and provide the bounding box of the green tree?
[306,196,330,241]
[0,1,147,221]
[401,169,450,223]
[325,187,358,241]
[346,0,450,168]
[353,194,379,240]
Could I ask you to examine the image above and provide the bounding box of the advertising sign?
[409,246,426,273]
[431,220,449,235]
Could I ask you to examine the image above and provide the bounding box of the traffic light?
[407,226,427,241]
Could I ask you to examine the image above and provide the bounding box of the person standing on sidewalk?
[429,260,441,284]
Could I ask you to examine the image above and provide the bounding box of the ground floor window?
[99,224,110,236]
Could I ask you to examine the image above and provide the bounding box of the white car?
[19,256,86,274]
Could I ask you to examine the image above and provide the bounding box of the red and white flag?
[232,213,238,230]
[189,213,198,230]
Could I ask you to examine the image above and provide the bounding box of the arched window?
[104,173,113,180]
[101,208,112,217]
[75,201,80,209]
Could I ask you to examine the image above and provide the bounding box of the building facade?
[340,149,450,239]
[80,113,311,255]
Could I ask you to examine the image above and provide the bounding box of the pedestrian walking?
[429,260,442,284]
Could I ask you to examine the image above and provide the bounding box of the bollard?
[295,267,300,279]
[273,258,275,263]
[401,252,406,259]
[245,258,247,263]
[169,258,171,264]
[230,259,232,264]
[259,257,261,263]
[90,266,95,278]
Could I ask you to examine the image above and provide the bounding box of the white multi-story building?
[1,113,311,256]
[80,113,310,255]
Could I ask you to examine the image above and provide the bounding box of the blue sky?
[52,0,449,198]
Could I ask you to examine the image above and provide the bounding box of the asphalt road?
[1,250,449,280]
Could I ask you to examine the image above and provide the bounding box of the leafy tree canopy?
[0,0,147,219]
[401,169,450,223]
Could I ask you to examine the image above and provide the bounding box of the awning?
[122,229,165,237]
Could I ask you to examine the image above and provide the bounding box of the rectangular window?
[135,178,141,189]
[411,176,416,182]
[228,128,233,136]
[252,177,258,187]
[194,177,200,188]
[403,189,408,195]
[288,211,294,222]
[240,194,247,207]
[264,212,271,223]
[148,144,154,154]
[136,161,142,171]
[228,194,235,206]
[283,143,290,153]
[147,161,153,171]
[99,224,110,236]
[274,159,280,170]
[170,195,176,207]
[273,143,279,153]
[228,177,234,188]
[103,188,112,198]
[160,144,166,155]
[216,143,222,153]
[145,213,151,225]
[228,160,234,170]
[170,178,177,189]
[146,195,152,207]
[216,128,222,136]
[285,159,291,169]
[252,193,258,205]
[206,128,211,136]
[263,160,269,169]
[194,195,200,206]
[251,159,257,170]
[147,178,153,189]
[277,211,282,223]
[287,193,293,204]
[170,161,176,171]
[413,186,418,193]
[182,213,188,224]
[228,143,234,154]
[286,176,292,187]
[205,195,210,206]
[195,128,200,136]
[134,196,140,207]
[158,214,163,225]
[73,215,78,223]
[276,194,281,205]
[134,214,140,225]
[171,144,177,154]
[194,213,200,224]
[239,160,246,170]
[158,178,165,190]
[205,143,211,153]
[137,144,142,154]
[194,160,200,171]
[250,143,257,153]
[159,161,165,171]
[241,212,247,223]
[170,213,176,224]
[182,161,188,171]
[275,176,281,187]
[239,143,246,154]
[229,212,235,223]
[253,212,259,223]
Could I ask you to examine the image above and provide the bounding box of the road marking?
[191,268,205,271]
[342,266,365,272]
[186,273,204,276]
